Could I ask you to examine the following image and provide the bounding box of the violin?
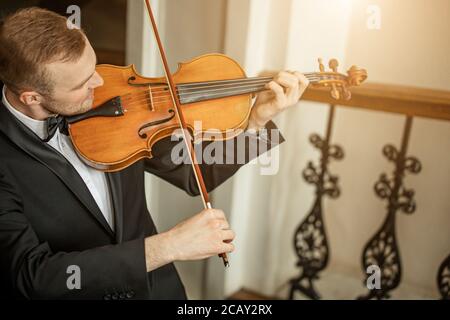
[67,0,367,267]
[68,55,367,172]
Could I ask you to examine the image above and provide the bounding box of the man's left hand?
[246,71,309,132]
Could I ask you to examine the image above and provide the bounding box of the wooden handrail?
[302,82,450,122]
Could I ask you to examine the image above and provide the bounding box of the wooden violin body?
[70,54,252,171]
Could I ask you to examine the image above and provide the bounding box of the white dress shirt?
[2,86,115,231]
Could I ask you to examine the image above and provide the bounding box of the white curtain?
[218,0,450,299]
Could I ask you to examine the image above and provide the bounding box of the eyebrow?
[72,55,98,90]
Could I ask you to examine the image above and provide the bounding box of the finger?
[279,75,299,102]
[275,72,298,91]
[220,242,235,253]
[275,73,299,100]
[293,71,310,90]
[210,218,230,230]
[208,209,225,219]
[221,229,235,241]
[219,219,230,230]
[267,81,286,105]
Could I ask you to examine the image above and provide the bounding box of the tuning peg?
[329,59,339,73]
[318,58,325,72]
[342,86,351,100]
[330,83,340,100]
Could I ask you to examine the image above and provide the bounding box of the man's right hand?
[144,209,235,272]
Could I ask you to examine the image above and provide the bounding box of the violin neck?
[177,74,320,104]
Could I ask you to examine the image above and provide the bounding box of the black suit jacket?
[0,98,283,300]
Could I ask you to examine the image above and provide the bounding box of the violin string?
[118,79,331,110]
[100,80,271,106]
[117,74,331,106]
[112,76,340,112]
[135,74,336,95]
[121,86,268,110]
[121,76,337,107]
[100,76,270,91]
[94,74,341,110]
[119,83,303,111]
[117,75,338,108]
[121,84,280,108]
[102,77,273,97]
[122,81,277,103]
[102,73,340,97]
[99,72,338,92]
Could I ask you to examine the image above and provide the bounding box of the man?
[0,7,309,299]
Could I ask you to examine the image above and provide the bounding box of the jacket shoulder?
[0,131,28,163]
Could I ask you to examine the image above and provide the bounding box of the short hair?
[0,7,86,95]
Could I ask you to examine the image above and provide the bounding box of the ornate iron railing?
[288,82,450,300]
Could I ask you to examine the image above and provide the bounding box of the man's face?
[43,39,104,116]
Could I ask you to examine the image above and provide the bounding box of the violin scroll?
[312,58,367,100]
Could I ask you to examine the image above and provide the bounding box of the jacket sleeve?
[144,120,285,196]
[0,166,149,300]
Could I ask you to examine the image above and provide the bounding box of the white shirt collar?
[2,85,47,140]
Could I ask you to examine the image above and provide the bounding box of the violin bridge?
[148,85,155,111]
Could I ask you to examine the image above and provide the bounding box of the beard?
[42,93,93,116]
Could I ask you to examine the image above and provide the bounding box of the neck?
[174,73,334,104]
[4,87,50,120]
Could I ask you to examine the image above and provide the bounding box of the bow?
[43,115,69,142]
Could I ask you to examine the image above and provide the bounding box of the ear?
[18,91,44,106]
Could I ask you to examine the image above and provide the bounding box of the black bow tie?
[43,115,69,142]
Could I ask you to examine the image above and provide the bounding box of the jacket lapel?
[0,102,115,239]
[106,172,124,243]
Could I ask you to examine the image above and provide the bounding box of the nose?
[90,71,104,89]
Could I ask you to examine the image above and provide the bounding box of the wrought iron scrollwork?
[437,254,450,300]
[358,117,422,300]
[289,106,343,300]
[359,216,401,299]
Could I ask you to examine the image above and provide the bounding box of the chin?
[80,100,94,113]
